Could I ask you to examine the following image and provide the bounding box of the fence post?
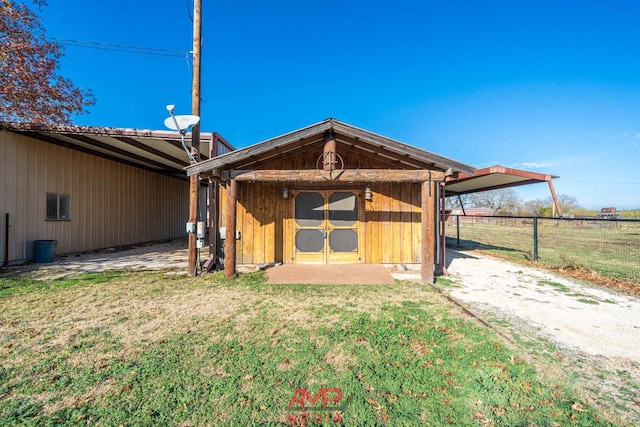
[456,215,460,247]
[533,216,539,262]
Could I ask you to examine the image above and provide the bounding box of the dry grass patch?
[0,270,615,426]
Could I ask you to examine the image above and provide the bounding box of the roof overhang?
[186,118,475,177]
[1,123,233,180]
[445,165,559,195]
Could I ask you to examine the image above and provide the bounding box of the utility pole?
[188,0,202,277]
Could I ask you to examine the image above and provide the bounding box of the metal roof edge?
[186,118,476,176]
[0,122,221,141]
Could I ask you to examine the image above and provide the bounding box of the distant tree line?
[444,188,622,217]
[447,189,640,218]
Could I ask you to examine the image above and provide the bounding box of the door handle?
[322,230,327,238]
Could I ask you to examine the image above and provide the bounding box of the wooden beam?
[335,134,436,169]
[224,179,237,278]
[332,122,475,175]
[227,169,445,182]
[66,134,179,171]
[548,179,563,217]
[114,136,187,167]
[230,136,323,170]
[22,131,187,180]
[185,121,333,176]
[421,180,435,283]
[339,143,409,169]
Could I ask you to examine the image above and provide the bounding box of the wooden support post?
[436,181,447,276]
[203,135,219,272]
[322,130,337,171]
[3,213,9,268]
[224,179,237,278]
[547,179,563,217]
[202,178,219,272]
[421,180,435,283]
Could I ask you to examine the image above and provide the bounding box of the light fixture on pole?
[364,187,373,201]
[164,104,200,164]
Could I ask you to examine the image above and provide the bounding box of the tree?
[445,194,471,210]
[523,199,547,216]
[467,188,522,215]
[548,194,581,214]
[523,194,581,216]
[0,0,95,125]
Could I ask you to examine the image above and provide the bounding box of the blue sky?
[40,0,640,209]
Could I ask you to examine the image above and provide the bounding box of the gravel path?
[445,249,640,362]
[443,249,640,425]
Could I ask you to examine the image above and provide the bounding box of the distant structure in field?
[597,207,620,219]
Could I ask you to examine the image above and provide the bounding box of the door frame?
[287,189,364,264]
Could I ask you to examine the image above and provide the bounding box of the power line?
[593,0,640,16]
[185,0,194,22]
[46,37,189,58]
[561,179,640,185]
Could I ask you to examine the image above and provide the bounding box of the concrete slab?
[266,264,396,285]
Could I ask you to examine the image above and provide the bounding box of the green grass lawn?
[0,270,613,426]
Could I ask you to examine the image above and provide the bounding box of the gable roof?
[186,118,475,177]
[1,123,234,179]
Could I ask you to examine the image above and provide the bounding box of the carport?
[445,165,562,215]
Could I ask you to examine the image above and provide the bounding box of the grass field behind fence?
[445,216,640,283]
[0,270,614,426]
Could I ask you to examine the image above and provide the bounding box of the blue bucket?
[33,240,57,263]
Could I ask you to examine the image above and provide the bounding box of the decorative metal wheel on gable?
[316,129,345,180]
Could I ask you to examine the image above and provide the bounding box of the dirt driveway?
[443,249,640,424]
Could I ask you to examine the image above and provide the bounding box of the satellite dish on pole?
[163,104,200,163]
[164,115,200,132]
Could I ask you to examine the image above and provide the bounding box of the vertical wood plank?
[400,183,412,262]
[253,182,265,264]
[380,182,392,263]
[274,184,284,263]
[391,183,401,264]
[412,182,422,263]
[421,180,435,283]
[264,183,276,263]
[241,183,253,264]
[370,183,382,263]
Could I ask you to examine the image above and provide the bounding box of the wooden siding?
[364,182,423,264]
[233,182,286,265]
[0,130,189,264]
[229,180,425,265]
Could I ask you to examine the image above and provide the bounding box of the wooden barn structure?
[187,118,475,283]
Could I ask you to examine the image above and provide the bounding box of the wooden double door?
[291,190,362,264]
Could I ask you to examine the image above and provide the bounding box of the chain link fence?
[445,215,640,283]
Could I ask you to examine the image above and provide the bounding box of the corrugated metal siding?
[0,130,189,264]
